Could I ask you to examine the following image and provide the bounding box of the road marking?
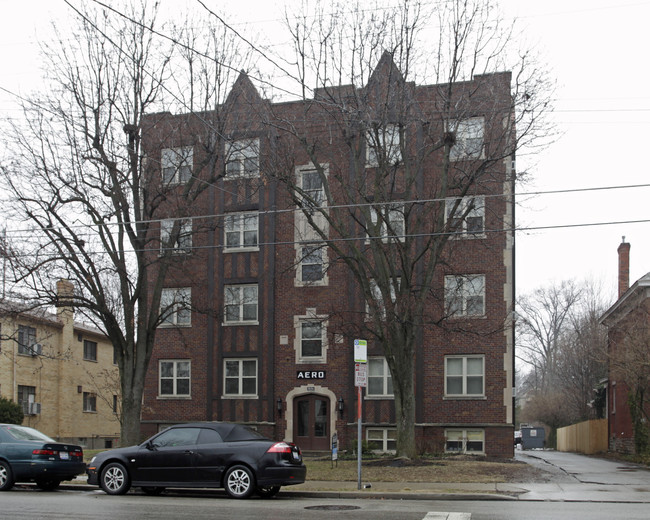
[423,513,471,520]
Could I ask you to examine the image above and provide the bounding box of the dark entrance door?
[294,395,329,450]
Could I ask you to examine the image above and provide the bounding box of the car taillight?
[266,442,293,454]
[33,449,55,456]
[71,450,83,457]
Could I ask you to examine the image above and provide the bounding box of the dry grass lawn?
[305,456,551,483]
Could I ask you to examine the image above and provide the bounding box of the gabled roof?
[0,298,107,338]
[600,272,650,326]
[363,50,422,122]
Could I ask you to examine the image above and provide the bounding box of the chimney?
[617,237,630,298]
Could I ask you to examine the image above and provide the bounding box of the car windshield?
[2,425,55,442]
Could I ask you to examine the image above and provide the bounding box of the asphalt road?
[3,488,650,520]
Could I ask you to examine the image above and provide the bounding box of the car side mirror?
[146,440,156,451]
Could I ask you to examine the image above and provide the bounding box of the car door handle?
[184,450,194,455]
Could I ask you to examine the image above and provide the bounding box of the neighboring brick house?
[140,54,515,457]
[0,280,120,449]
[600,240,650,454]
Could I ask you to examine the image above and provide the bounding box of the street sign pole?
[357,384,362,490]
[353,339,367,491]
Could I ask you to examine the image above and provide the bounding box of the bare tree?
[0,1,255,444]
[517,279,608,444]
[517,280,582,392]
[265,0,553,457]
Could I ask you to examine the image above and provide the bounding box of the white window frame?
[449,117,484,161]
[368,203,405,242]
[445,196,485,237]
[366,428,397,453]
[294,310,328,363]
[224,212,259,251]
[224,284,259,324]
[444,274,485,317]
[366,357,394,397]
[296,243,327,286]
[366,124,401,167]
[159,359,191,397]
[160,287,192,327]
[445,429,485,454]
[161,218,193,253]
[444,355,485,397]
[162,146,193,184]
[223,358,258,397]
[225,138,260,178]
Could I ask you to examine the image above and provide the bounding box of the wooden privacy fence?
[557,419,608,454]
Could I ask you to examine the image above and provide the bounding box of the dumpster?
[521,427,545,450]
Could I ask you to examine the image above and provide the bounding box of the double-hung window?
[160,288,192,326]
[444,274,485,317]
[17,385,36,415]
[367,357,393,397]
[17,325,36,355]
[225,138,259,178]
[449,118,484,161]
[83,340,97,361]
[162,146,193,184]
[366,124,401,167]
[224,212,258,251]
[159,360,191,397]
[224,285,258,324]
[83,392,97,412]
[367,428,397,452]
[445,429,485,454]
[445,196,485,236]
[300,168,325,210]
[368,204,405,242]
[299,244,325,283]
[161,219,193,253]
[445,355,485,397]
[223,359,257,397]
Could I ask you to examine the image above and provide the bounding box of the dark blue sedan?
[0,424,85,491]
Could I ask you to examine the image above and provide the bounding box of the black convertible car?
[87,422,306,498]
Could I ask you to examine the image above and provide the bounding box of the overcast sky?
[1,0,649,303]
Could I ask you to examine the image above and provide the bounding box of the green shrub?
[0,396,24,424]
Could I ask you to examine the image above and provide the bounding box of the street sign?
[354,339,367,363]
[354,362,368,387]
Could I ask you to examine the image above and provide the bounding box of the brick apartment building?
[600,240,650,454]
[0,280,121,448]
[140,53,516,457]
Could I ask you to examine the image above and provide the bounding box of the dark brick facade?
[140,54,515,457]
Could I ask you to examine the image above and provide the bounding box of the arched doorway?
[293,394,329,450]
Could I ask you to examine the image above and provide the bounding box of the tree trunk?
[392,345,417,458]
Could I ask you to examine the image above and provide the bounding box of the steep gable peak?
[225,70,264,107]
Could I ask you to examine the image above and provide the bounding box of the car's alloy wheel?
[0,461,14,491]
[100,462,131,495]
[36,479,61,491]
[224,465,255,499]
[256,485,280,498]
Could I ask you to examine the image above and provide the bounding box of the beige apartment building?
[0,280,120,449]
